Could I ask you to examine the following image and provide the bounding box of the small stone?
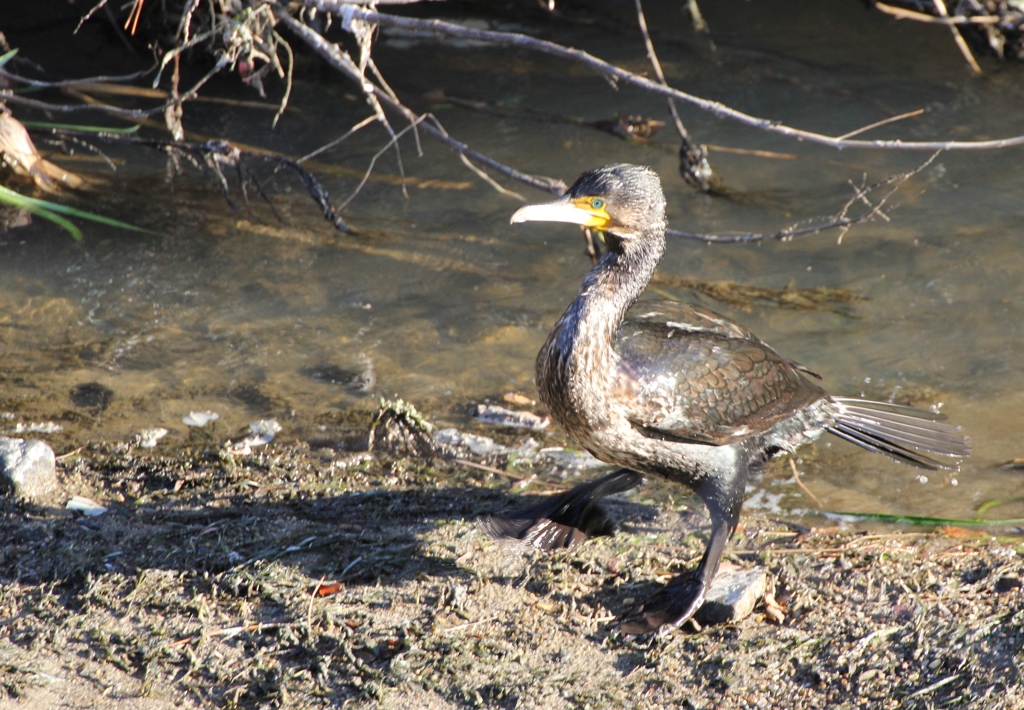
[0,437,59,502]
[433,428,509,457]
[473,404,550,431]
[134,427,169,448]
[695,562,768,625]
[183,411,219,427]
[66,495,107,516]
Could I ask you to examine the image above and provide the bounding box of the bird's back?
[613,300,829,447]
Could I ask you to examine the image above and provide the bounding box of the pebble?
[228,419,283,453]
[66,495,107,517]
[433,428,509,457]
[183,411,219,427]
[696,563,768,625]
[134,427,169,448]
[473,404,550,430]
[0,436,59,502]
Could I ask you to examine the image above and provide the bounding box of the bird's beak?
[510,198,611,230]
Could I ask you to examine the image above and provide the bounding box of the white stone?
[0,437,59,502]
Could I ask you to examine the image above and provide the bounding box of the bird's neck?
[537,228,665,418]
[573,235,664,336]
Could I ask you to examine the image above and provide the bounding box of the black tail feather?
[486,469,642,551]
[828,398,970,470]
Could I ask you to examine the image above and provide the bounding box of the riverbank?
[2,421,1021,709]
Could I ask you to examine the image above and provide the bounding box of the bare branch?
[633,0,713,191]
[297,113,378,164]
[306,1,1024,151]
[874,2,1000,25]
[932,0,983,74]
[668,152,940,244]
[836,108,925,141]
[274,7,566,195]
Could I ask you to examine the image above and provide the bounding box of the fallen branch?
[307,0,1024,151]
[874,2,1000,25]
[669,152,940,243]
[932,0,983,74]
[273,7,567,195]
[278,5,943,244]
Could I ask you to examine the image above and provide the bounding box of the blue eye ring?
[592,198,605,209]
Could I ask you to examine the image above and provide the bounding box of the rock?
[0,437,59,502]
[473,404,550,431]
[433,428,509,457]
[695,563,768,625]
[66,495,107,517]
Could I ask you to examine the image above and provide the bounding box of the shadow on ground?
[2,442,1023,709]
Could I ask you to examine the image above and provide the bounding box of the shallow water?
[2,1,1023,523]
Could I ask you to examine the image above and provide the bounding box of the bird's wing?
[614,301,827,446]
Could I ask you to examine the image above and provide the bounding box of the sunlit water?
[2,1,1022,523]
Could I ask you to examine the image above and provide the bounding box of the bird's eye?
[592,198,605,209]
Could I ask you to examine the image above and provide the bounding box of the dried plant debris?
[0,107,82,191]
[472,403,550,431]
[654,273,865,315]
[1,425,1022,709]
[368,397,436,458]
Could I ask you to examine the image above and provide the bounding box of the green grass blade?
[20,120,141,134]
[23,206,84,241]
[0,184,149,233]
[0,184,151,238]
[0,187,83,240]
[0,48,17,69]
[829,510,1024,528]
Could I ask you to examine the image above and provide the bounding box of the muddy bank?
[1,427,1022,709]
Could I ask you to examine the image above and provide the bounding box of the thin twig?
[297,113,377,164]
[905,674,962,698]
[304,1,1024,151]
[165,622,298,649]
[670,151,939,243]
[459,153,525,201]
[633,0,713,191]
[836,108,925,141]
[790,457,822,509]
[273,8,566,195]
[875,2,999,25]
[439,615,499,635]
[933,0,983,74]
[307,574,325,629]
[338,115,426,210]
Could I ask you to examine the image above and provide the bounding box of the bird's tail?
[827,397,971,470]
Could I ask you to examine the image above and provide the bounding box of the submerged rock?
[183,411,220,427]
[0,437,59,502]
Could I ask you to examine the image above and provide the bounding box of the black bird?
[490,164,970,635]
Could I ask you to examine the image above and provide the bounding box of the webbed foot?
[618,573,707,635]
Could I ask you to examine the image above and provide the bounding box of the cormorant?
[490,164,970,635]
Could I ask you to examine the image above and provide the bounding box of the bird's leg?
[486,469,642,551]
[619,458,749,636]
[618,509,735,635]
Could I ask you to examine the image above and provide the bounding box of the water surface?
[2,0,1022,523]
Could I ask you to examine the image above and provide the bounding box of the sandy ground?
[2,422,1023,710]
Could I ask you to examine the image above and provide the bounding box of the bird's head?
[510,164,666,242]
